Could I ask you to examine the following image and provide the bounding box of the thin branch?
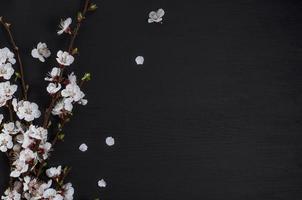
[0,17,28,100]
[7,101,14,122]
[68,0,90,53]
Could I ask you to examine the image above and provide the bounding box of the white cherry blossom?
[52,98,73,115]
[10,159,28,178]
[46,166,62,178]
[0,47,16,65]
[12,99,41,122]
[62,183,74,200]
[148,8,165,23]
[31,42,51,62]
[0,63,14,80]
[26,125,48,141]
[61,83,85,102]
[1,188,21,200]
[47,83,62,94]
[39,142,52,160]
[2,122,20,135]
[45,67,61,81]
[0,81,17,107]
[57,17,72,35]
[56,50,74,66]
[0,132,13,152]
[19,148,37,163]
[43,188,63,200]
[0,114,3,124]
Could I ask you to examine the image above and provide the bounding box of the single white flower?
[2,122,20,135]
[98,179,106,188]
[12,99,41,122]
[135,56,144,65]
[26,125,48,141]
[10,159,28,178]
[45,67,61,81]
[46,166,62,178]
[0,81,17,107]
[20,132,34,149]
[148,8,165,23]
[1,188,21,200]
[31,42,51,62]
[0,63,14,80]
[61,83,85,102]
[79,143,88,152]
[57,17,72,35]
[23,176,34,192]
[52,98,73,115]
[0,132,13,152]
[62,183,74,200]
[0,47,16,65]
[19,148,37,163]
[56,50,74,66]
[47,83,62,94]
[105,136,115,146]
[39,142,52,160]
[43,188,63,200]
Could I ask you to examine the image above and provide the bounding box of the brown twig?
[0,17,28,100]
[68,0,90,53]
[7,101,14,122]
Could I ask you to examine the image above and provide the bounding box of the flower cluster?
[0,46,76,199]
[0,48,17,107]
[0,1,95,196]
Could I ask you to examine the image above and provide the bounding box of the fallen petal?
[135,56,144,65]
[98,179,106,188]
[79,143,88,152]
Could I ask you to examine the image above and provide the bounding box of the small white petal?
[105,136,115,146]
[79,143,88,152]
[98,179,106,188]
[135,56,144,65]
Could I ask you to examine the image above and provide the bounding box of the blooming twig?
[0,17,28,100]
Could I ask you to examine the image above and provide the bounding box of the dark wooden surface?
[1,0,302,199]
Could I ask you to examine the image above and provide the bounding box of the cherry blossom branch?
[68,0,90,53]
[0,17,28,100]
[42,0,91,129]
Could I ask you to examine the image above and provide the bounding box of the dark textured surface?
[1,0,302,199]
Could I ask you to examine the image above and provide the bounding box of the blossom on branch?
[57,17,72,35]
[31,42,51,62]
[0,47,16,65]
[0,63,14,80]
[56,50,74,66]
[12,99,41,122]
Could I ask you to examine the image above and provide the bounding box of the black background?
[1,0,302,199]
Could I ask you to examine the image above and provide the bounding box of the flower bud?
[81,73,91,81]
[88,3,98,11]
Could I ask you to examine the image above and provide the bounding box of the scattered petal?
[105,136,115,146]
[98,179,106,188]
[79,143,88,152]
[135,56,144,65]
[148,8,165,23]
